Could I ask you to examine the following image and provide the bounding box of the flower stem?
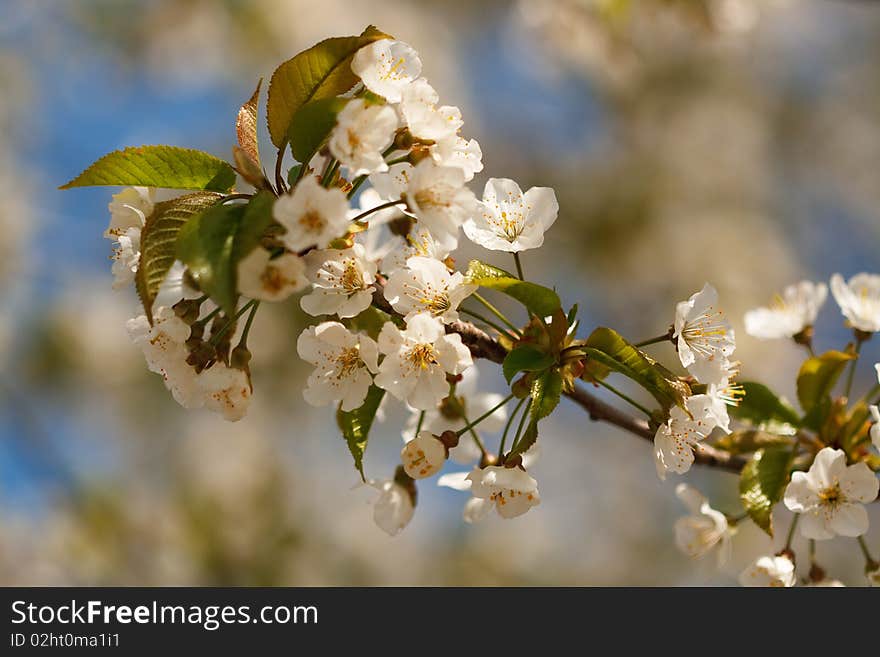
[347,175,368,199]
[594,379,652,417]
[857,536,877,567]
[498,397,527,458]
[350,200,406,224]
[634,333,672,348]
[209,299,258,345]
[238,300,260,347]
[460,307,513,338]
[414,410,426,436]
[844,338,864,400]
[321,158,339,188]
[510,399,531,453]
[513,252,525,280]
[455,393,515,439]
[783,514,800,551]
[274,146,288,194]
[472,293,522,337]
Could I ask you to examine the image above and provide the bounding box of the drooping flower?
[783,447,879,539]
[351,39,422,103]
[300,244,377,319]
[126,306,203,409]
[274,176,350,252]
[366,475,416,536]
[401,431,447,479]
[465,465,541,520]
[296,321,379,411]
[404,365,507,464]
[110,227,141,289]
[403,160,475,246]
[374,312,473,410]
[738,555,796,587]
[705,368,744,435]
[399,78,463,142]
[673,484,732,566]
[744,280,828,340]
[105,186,153,238]
[197,362,252,422]
[329,99,399,176]
[430,135,483,182]
[383,255,475,324]
[463,178,558,253]
[653,394,718,480]
[830,273,880,333]
[673,283,736,383]
[237,248,307,302]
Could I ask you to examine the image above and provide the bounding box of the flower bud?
[401,431,447,479]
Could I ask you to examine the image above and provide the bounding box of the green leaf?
[175,192,275,314]
[739,445,795,536]
[288,97,349,165]
[502,345,555,384]
[583,327,689,411]
[714,430,795,455]
[346,305,392,340]
[510,420,539,457]
[136,192,223,322]
[465,260,561,317]
[529,368,563,421]
[336,385,385,480]
[266,26,391,149]
[236,78,263,166]
[731,382,800,427]
[796,350,854,414]
[60,146,236,192]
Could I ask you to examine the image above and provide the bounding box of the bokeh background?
[2,0,879,585]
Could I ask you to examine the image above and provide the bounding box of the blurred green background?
[1,0,879,585]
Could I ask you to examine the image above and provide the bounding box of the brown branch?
[449,316,747,474]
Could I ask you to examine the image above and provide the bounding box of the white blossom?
[830,273,880,333]
[366,477,415,536]
[237,248,307,302]
[383,225,455,275]
[153,261,203,312]
[300,244,377,318]
[399,78,462,142]
[401,430,447,479]
[351,39,422,103]
[329,99,398,176]
[383,255,475,324]
[374,312,473,410]
[465,465,540,520]
[404,160,475,246]
[654,394,718,480]
[274,176,350,252]
[404,366,507,464]
[110,227,141,289]
[870,403,880,451]
[463,178,558,253]
[369,162,413,202]
[105,186,153,238]
[738,555,796,587]
[198,362,251,422]
[673,283,736,383]
[350,187,404,226]
[783,447,878,539]
[431,135,483,182]
[126,306,203,409]
[674,483,732,566]
[744,281,828,340]
[296,321,379,411]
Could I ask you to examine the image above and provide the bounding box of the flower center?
[335,347,363,378]
[414,187,450,211]
[818,483,844,508]
[341,261,365,293]
[682,307,730,356]
[261,265,286,294]
[299,209,326,234]
[405,343,437,370]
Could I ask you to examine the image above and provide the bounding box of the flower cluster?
[71,28,880,585]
